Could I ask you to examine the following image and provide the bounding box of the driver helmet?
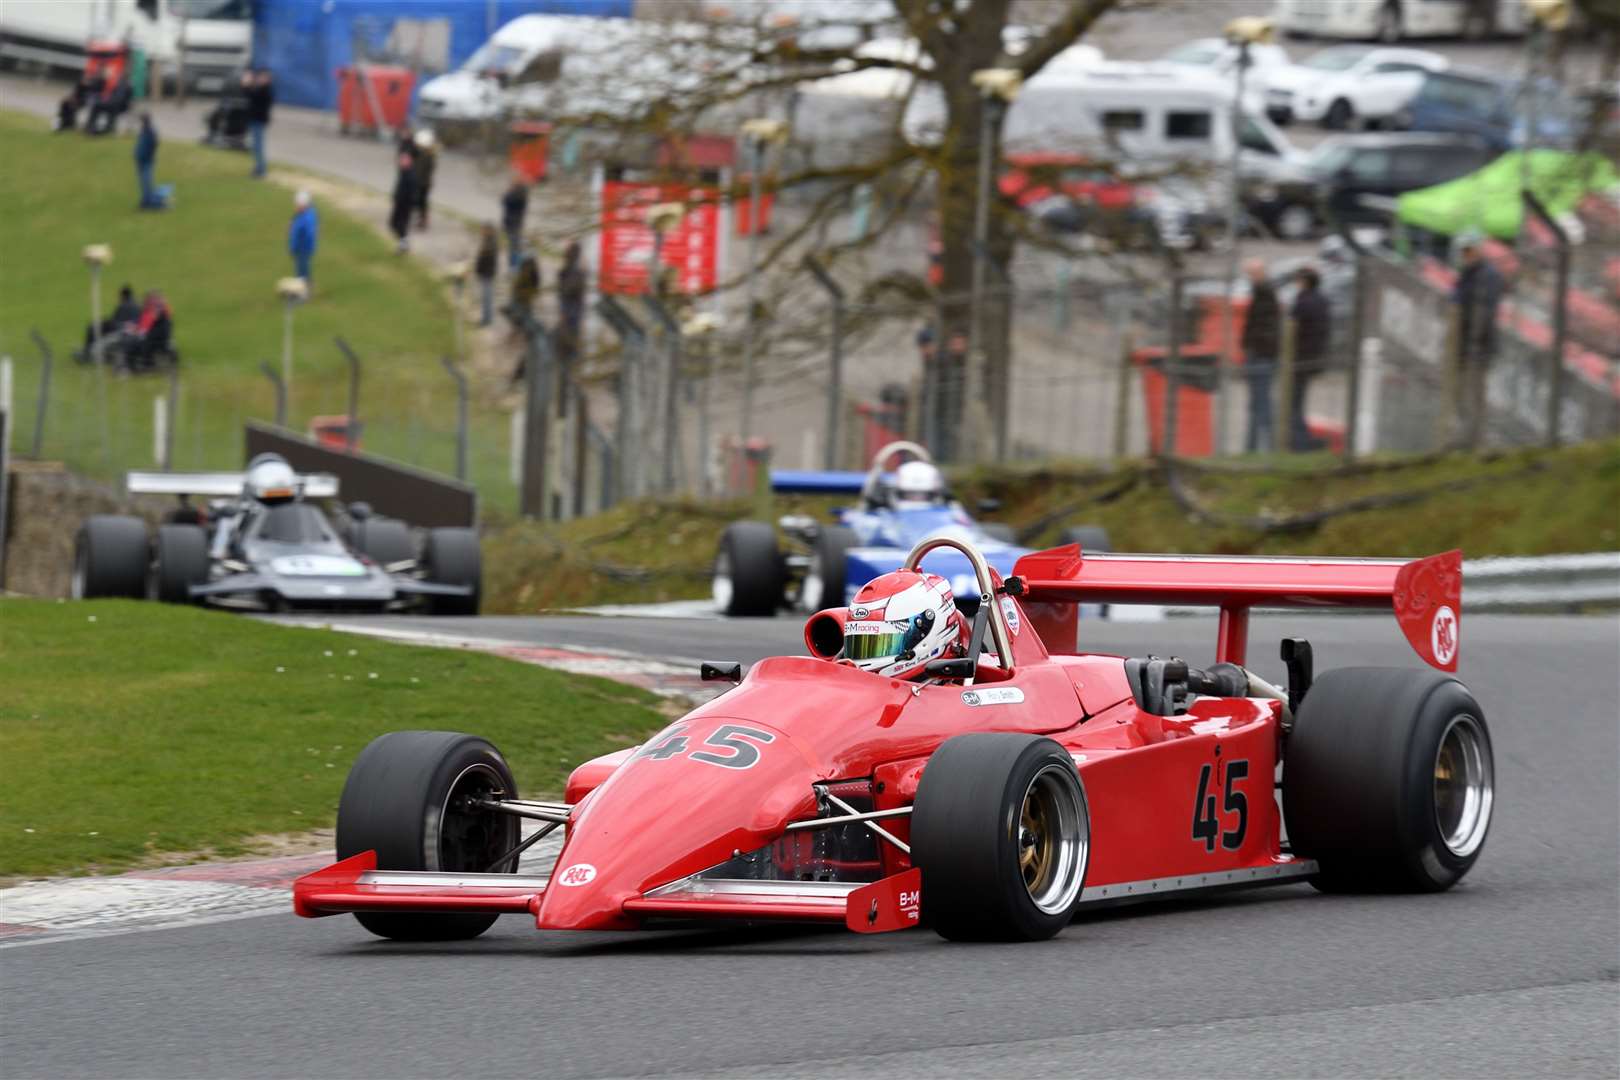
[844,569,966,680]
[894,460,946,507]
[245,453,298,503]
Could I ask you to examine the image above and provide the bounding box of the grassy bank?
[0,600,668,878]
[482,439,1620,613]
[0,109,519,509]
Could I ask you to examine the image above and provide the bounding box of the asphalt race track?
[4,613,1617,1078]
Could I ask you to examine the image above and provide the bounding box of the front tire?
[1324,98,1355,130]
[422,527,482,615]
[1283,667,1494,893]
[336,731,521,940]
[713,521,782,616]
[1274,202,1319,241]
[152,523,209,603]
[73,515,148,598]
[912,734,1090,941]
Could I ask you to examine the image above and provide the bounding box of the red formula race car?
[294,538,1493,943]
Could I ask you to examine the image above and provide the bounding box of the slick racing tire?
[337,731,522,941]
[1283,667,1494,893]
[979,523,1017,544]
[713,521,782,617]
[800,525,856,612]
[152,524,209,603]
[352,517,413,568]
[423,527,482,615]
[73,515,149,599]
[912,734,1091,942]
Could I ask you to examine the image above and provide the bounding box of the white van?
[416,15,611,129]
[905,62,1301,167]
[0,0,251,92]
[1271,0,1528,41]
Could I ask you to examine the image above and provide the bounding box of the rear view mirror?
[700,661,743,683]
[925,657,976,679]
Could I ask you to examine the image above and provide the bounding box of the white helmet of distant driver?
[245,454,298,503]
[894,460,946,506]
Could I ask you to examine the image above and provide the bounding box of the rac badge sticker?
[1430,605,1458,668]
[1000,596,1021,636]
[961,687,1025,707]
[557,863,597,887]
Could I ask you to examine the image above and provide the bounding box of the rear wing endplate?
[769,470,868,495]
[127,471,341,499]
[1010,547,1463,672]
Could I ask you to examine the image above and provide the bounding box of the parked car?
[1391,68,1578,152]
[1264,45,1446,129]
[1305,132,1498,225]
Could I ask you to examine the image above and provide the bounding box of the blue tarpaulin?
[254,0,632,110]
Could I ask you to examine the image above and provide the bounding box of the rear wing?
[1010,546,1463,672]
[770,470,868,495]
[127,471,341,499]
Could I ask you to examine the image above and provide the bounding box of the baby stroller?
[202,74,252,150]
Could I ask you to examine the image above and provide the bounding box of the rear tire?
[73,516,148,599]
[800,525,856,612]
[1283,667,1494,893]
[152,523,209,603]
[336,731,521,941]
[352,518,413,567]
[422,527,482,615]
[912,734,1090,942]
[713,521,782,616]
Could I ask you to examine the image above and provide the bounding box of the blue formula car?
[712,441,1108,617]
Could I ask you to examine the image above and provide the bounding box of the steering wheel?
[861,440,933,509]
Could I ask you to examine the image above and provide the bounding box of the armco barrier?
[1461,552,1620,611]
[244,422,475,528]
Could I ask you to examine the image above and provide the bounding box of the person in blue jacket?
[133,113,168,210]
[288,190,318,285]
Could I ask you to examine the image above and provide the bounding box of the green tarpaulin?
[1396,150,1620,240]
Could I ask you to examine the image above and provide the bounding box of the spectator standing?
[501,178,529,270]
[1240,258,1280,453]
[473,223,500,327]
[133,113,168,210]
[288,190,318,285]
[1289,266,1330,451]
[413,129,438,228]
[557,240,586,359]
[1453,234,1503,447]
[389,151,417,253]
[245,68,274,178]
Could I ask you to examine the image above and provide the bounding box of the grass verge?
[0,599,668,879]
[482,439,1620,612]
[0,108,520,509]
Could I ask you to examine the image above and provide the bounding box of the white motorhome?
[0,0,252,92]
[1271,0,1529,41]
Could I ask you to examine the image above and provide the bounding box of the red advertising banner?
[599,179,722,296]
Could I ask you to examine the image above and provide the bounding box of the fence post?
[1439,307,1462,449]
[520,314,553,519]
[1523,192,1570,448]
[259,361,286,428]
[1275,318,1297,454]
[803,256,846,471]
[164,363,179,470]
[1162,269,1184,457]
[440,356,468,481]
[29,330,52,459]
[596,296,644,503]
[642,297,682,494]
[335,336,362,451]
[1113,330,1135,461]
[1342,251,1367,461]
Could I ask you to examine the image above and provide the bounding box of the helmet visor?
[844,626,906,662]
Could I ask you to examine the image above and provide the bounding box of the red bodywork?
[295,547,1463,935]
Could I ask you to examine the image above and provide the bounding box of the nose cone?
[536,717,817,930]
